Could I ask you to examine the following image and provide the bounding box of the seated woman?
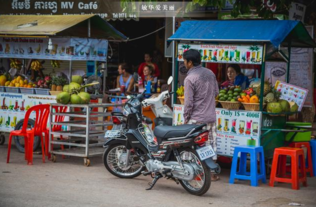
[143,64,157,87]
[116,63,134,95]
[221,64,250,89]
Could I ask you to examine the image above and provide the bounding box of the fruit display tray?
[219,101,241,110]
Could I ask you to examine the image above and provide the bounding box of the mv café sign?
[0,0,137,19]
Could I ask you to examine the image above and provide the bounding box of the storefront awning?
[168,20,316,48]
[0,15,127,41]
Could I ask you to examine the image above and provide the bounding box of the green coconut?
[78,92,90,104]
[70,94,82,104]
[71,75,83,85]
[63,85,69,92]
[289,102,299,112]
[267,102,283,113]
[56,92,70,104]
[69,82,81,93]
[279,99,290,112]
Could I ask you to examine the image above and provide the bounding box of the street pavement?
[0,141,315,207]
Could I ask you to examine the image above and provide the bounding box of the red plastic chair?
[7,104,50,165]
[44,106,68,160]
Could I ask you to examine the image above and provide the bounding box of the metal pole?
[85,105,90,157]
[286,39,292,83]
[259,44,266,111]
[69,60,72,81]
[88,19,91,38]
[171,16,175,106]
[174,41,179,104]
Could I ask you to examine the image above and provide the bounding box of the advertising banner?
[215,109,262,156]
[178,44,263,65]
[172,105,262,157]
[0,37,108,61]
[0,93,56,132]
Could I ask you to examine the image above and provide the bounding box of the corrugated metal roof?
[0,15,127,41]
[0,15,94,36]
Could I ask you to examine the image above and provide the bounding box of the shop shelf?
[35,88,50,95]
[0,86,6,92]
[20,87,35,94]
[5,87,20,93]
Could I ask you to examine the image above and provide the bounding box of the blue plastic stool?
[229,145,266,187]
[310,140,316,177]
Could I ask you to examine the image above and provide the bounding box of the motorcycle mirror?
[167,76,173,85]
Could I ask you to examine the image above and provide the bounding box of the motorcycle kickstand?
[146,174,162,190]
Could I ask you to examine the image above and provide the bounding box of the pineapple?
[256,80,272,96]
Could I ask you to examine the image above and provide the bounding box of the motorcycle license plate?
[196,145,215,161]
[105,130,120,138]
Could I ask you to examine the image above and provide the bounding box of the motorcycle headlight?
[142,123,157,145]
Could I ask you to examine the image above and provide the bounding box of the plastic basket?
[35,88,50,95]
[219,101,241,110]
[0,86,6,92]
[5,87,20,93]
[242,103,265,111]
[20,87,35,94]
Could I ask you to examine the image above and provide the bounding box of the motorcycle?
[103,78,220,196]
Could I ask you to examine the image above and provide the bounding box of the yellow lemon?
[24,80,28,84]
[15,83,20,87]
[19,80,24,85]
[5,81,10,86]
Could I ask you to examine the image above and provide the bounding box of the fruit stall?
[0,15,127,148]
[168,20,316,158]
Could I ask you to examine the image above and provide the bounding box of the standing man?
[183,49,220,181]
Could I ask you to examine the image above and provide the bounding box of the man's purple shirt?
[184,65,219,123]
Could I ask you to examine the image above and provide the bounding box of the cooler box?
[285,122,312,142]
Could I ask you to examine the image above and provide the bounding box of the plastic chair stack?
[269,147,307,190]
[7,104,50,165]
[229,146,266,187]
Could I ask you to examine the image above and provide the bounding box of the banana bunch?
[10,59,22,70]
[176,86,185,97]
[31,60,42,71]
[51,60,61,68]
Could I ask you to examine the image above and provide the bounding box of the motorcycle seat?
[154,124,206,142]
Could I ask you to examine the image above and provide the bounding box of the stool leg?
[250,151,258,187]
[229,151,239,184]
[291,154,299,190]
[260,150,267,183]
[40,134,45,163]
[269,153,279,187]
[306,145,314,177]
[6,134,13,163]
[300,154,307,187]
[238,152,247,175]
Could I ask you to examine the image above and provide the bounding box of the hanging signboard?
[0,37,108,61]
[215,108,262,156]
[0,93,56,132]
[178,44,263,65]
[275,81,308,112]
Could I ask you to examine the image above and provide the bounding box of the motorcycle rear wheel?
[103,144,143,178]
[178,148,211,196]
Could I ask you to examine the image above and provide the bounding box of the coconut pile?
[255,80,299,113]
[56,75,93,105]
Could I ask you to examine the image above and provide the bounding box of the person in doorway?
[143,65,157,86]
[183,49,220,181]
[221,64,249,89]
[138,52,160,80]
[117,63,134,94]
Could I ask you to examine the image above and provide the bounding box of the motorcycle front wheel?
[103,144,144,178]
[178,148,211,196]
